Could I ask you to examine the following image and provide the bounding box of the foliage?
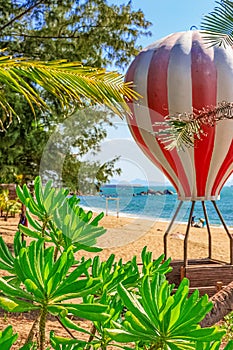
[0,178,231,349]
[0,0,151,69]
[156,93,233,150]
[0,0,151,189]
[0,189,21,221]
[156,101,233,150]
[16,176,106,252]
[0,52,137,128]
[0,102,121,192]
[40,106,122,193]
[141,246,172,277]
[106,276,225,349]
[0,105,50,184]
[0,325,18,349]
[0,230,24,281]
[50,330,88,349]
[157,81,233,151]
[0,240,109,349]
[200,0,233,48]
[61,156,121,194]
[221,311,233,343]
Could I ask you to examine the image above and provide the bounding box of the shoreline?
[84,205,233,229]
[78,188,233,228]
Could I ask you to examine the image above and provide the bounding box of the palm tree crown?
[0,51,138,129]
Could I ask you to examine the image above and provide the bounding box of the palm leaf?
[0,52,139,128]
[200,1,233,47]
[157,102,233,150]
[157,117,203,151]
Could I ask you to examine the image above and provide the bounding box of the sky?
[93,0,233,186]
[123,0,216,47]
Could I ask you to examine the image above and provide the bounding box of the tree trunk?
[201,281,233,327]
[4,210,8,221]
[39,307,47,350]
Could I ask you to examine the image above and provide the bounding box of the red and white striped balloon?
[125,30,233,201]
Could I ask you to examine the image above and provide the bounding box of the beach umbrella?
[125,30,233,264]
[125,30,233,201]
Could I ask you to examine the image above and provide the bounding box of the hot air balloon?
[125,30,233,269]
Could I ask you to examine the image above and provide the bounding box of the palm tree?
[200,0,233,48]
[201,281,233,327]
[0,51,138,130]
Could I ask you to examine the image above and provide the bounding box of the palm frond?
[200,0,233,47]
[0,52,139,129]
[156,116,203,151]
[156,101,233,150]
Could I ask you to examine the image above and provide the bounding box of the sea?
[78,185,233,227]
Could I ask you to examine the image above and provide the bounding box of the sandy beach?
[1,213,233,264]
[73,213,233,264]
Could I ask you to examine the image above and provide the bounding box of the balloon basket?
[164,200,233,296]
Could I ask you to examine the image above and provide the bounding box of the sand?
[75,213,233,264]
[1,212,233,266]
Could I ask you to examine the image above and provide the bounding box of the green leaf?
[105,328,144,343]
[26,211,43,232]
[18,225,42,239]
[73,243,102,253]
[117,282,156,333]
[52,279,102,302]
[61,303,110,322]
[0,296,39,312]
[34,176,45,211]
[24,279,44,300]
[0,236,14,271]
[0,277,33,300]
[59,317,91,335]
[13,231,25,257]
[0,52,139,126]
[16,185,26,205]
[188,327,225,342]
[201,1,233,48]
[0,326,18,349]
[50,331,88,349]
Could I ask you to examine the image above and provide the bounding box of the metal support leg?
[201,201,212,259]
[212,200,233,265]
[184,201,196,267]
[164,201,183,260]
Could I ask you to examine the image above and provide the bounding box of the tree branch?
[2,32,82,39]
[0,0,45,32]
[55,316,76,339]
[2,24,117,40]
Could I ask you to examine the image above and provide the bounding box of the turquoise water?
[78,185,233,226]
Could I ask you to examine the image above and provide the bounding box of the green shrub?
[0,177,230,350]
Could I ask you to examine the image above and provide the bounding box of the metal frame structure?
[164,200,233,267]
[105,197,120,218]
